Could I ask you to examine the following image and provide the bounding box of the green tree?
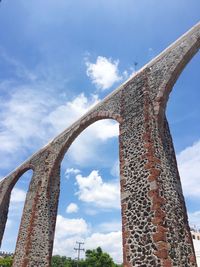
[85,247,116,267]
[51,255,69,267]
[51,255,83,267]
[51,248,122,267]
[0,256,13,267]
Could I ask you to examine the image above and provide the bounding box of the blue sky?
[0,0,200,263]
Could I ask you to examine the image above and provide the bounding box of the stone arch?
[155,28,200,125]
[0,163,35,195]
[52,112,122,260]
[54,111,122,168]
[0,164,34,248]
[43,111,122,204]
[46,111,122,262]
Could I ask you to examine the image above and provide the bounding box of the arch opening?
[52,117,123,265]
[166,51,200,265]
[0,169,33,255]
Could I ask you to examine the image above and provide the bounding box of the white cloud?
[53,215,123,263]
[86,56,122,90]
[0,49,119,171]
[55,215,89,239]
[0,85,118,168]
[85,231,122,263]
[66,203,79,214]
[97,221,122,233]
[177,140,200,198]
[65,168,81,179]
[75,170,120,209]
[44,93,99,133]
[0,52,116,169]
[53,235,85,259]
[67,119,118,165]
[0,87,56,162]
[89,120,119,141]
[43,93,119,165]
[46,94,119,165]
[45,92,118,140]
[53,231,123,263]
[84,208,99,216]
[10,188,26,203]
[53,215,89,257]
[0,134,19,153]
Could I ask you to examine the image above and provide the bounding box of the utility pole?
[74,241,85,267]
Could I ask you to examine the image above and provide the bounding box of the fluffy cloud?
[10,188,26,203]
[97,221,122,233]
[45,93,119,165]
[86,56,122,90]
[45,92,118,140]
[75,170,120,209]
[0,87,118,168]
[53,231,123,263]
[67,119,118,165]
[53,235,85,259]
[177,140,200,198]
[85,231,122,263]
[0,134,19,153]
[65,168,81,179]
[55,215,89,239]
[53,214,89,257]
[0,52,119,170]
[0,88,51,152]
[53,215,123,263]
[44,93,99,133]
[66,203,79,214]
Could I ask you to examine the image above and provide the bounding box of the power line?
[74,241,85,267]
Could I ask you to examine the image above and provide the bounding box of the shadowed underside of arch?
[0,22,200,267]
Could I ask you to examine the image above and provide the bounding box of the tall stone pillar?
[119,73,197,266]
[12,151,60,267]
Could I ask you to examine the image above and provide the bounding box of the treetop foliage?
[51,247,122,267]
[0,256,13,267]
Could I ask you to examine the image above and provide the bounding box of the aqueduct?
[0,22,200,266]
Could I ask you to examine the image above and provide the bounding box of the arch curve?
[10,164,35,189]
[53,111,122,169]
[154,28,200,125]
[0,162,34,194]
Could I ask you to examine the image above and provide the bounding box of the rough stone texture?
[0,22,200,266]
